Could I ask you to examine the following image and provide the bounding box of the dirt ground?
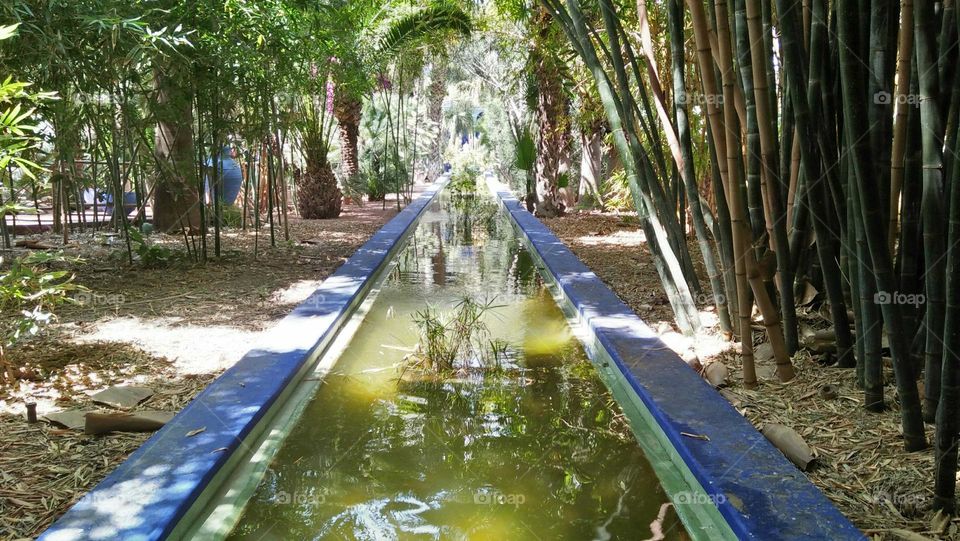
[0,199,403,539]
[544,211,956,541]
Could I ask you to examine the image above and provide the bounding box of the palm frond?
[376,3,472,61]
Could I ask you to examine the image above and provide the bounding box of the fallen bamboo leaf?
[818,385,839,400]
[42,410,99,431]
[680,432,711,441]
[84,411,174,436]
[186,427,206,437]
[762,423,815,471]
[703,363,728,387]
[89,385,155,409]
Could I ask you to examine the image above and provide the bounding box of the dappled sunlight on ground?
[74,316,262,375]
[573,227,647,247]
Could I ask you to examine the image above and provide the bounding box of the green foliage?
[600,170,634,212]
[361,149,403,201]
[0,252,82,354]
[447,143,487,193]
[295,94,336,169]
[127,228,174,268]
[514,126,535,172]
[0,24,53,183]
[340,172,368,205]
[408,297,505,373]
[220,205,243,228]
[376,2,472,60]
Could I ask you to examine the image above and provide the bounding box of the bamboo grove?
[537,0,960,510]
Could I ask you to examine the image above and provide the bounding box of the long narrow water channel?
[225,188,687,540]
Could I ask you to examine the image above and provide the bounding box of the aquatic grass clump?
[407,297,509,374]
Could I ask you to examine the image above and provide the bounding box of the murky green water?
[226,190,687,541]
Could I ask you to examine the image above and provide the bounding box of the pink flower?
[326,79,335,114]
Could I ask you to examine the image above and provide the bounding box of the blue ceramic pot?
[205,147,244,205]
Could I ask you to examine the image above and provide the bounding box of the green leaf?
[0,24,19,41]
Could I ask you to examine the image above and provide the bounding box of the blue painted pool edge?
[39,182,446,541]
[493,186,864,541]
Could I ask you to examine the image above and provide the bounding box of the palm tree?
[334,93,363,182]
[153,65,201,231]
[320,1,470,209]
[529,5,570,217]
[295,90,342,219]
[425,57,448,181]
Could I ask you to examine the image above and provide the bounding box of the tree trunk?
[334,93,362,182]
[296,159,342,219]
[531,6,569,217]
[153,68,201,232]
[426,58,448,181]
[579,127,603,203]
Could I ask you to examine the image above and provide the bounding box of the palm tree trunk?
[334,93,362,181]
[531,5,570,217]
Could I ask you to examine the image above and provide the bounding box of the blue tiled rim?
[39,182,446,541]
[491,185,863,540]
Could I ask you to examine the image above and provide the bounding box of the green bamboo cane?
[834,0,926,451]
[915,0,948,422]
[746,0,798,353]
[777,0,855,370]
[933,46,960,514]
[544,0,702,333]
[668,0,733,334]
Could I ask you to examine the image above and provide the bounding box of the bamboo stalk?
[716,0,794,382]
[834,0,927,451]
[667,0,733,333]
[915,0,948,422]
[745,0,799,353]
[889,0,914,254]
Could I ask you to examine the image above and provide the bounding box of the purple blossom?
[326,79,335,114]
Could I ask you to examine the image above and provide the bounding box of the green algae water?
[226,189,687,541]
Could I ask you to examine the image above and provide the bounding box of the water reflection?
[227,191,687,541]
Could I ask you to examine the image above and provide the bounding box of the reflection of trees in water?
[431,221,446,286]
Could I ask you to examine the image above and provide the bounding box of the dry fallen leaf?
[761,423,815,471]
[704,362,728,387]
[185,427,206,437]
